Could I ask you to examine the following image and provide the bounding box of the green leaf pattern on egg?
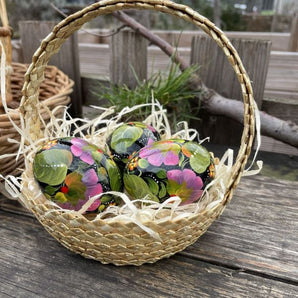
[182,142,211,174]
[33,137,123,214]
[123,174,159,202]
[111,125,143,154]
[107,122,161,169]
[105,158,123,192]
[33,149,73,185]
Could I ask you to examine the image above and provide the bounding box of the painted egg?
[123,139,215,205]
[33,137,123,213]
[107,122,161,169]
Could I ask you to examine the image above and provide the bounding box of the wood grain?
[19,21,82,117]
[182,175,298,283]
[288,14,298,52]
[262,98,298,124]
[265,51,298,99]
[77,29,291,51]
[190,36,271,146]
[191,36,271,108]
[256,135,298,156]
[110,29,147,89]
[77,43,298,102]
[0,209,297,297]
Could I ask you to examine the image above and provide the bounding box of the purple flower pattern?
[71,138,94,165]
[139,140,180,167]
[167,169,204,205]
[124,139,214,205]
[82,168,102,210]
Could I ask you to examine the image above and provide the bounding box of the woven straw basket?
[19,0,255,266]
[0,1,73,179]
[0,62,73,178]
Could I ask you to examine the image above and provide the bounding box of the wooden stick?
[0,0,12,108]
[0,0,9,27]
[112,11,189,72]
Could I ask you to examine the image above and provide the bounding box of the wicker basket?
[19,0,255,266]
[0,62,73,178]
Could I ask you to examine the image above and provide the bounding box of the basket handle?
[20,0,255,204]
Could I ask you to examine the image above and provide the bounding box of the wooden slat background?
[265,51,298,99]
[78,29,291,51]
[77,43,298,101]
[12,31,298,101]
[11,29,298,155]
[189,35,271,146]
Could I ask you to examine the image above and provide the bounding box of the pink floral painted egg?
[33,137,123,213]
[124,139,215,205]
[107,122,161,169]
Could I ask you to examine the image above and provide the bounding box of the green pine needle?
[94,62,202,125]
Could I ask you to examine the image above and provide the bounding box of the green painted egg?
[107,122,161,169]
[123,139,215,205]
[33,137,123,213]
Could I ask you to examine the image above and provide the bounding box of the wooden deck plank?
[182,175,298,283]
[1,175,298,282]
[256,135,298,156]
[0,210,297,298]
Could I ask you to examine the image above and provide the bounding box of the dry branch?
[112,11,189,71]
[112,11,298,148]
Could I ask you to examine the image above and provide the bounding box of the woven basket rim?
[0,62,73,117]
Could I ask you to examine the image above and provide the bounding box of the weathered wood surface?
[260,97,298,155]
[257,135,298,156]
[190,36,271,146]
[19,21,82,117]
[12,38,298,102]
[1,210,297,298]
[191,36,271,107]
[288,14,298,52]
[264,51,298,100]
[262,97,298,124]
[77,43,298,101]
[79,44,191,79]
[183,175,298,282]
[78,29,291,51]
[0,173,298,296]
[110,29,147,88]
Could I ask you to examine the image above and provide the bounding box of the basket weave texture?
[0,62,73,177]
[19,0,255,266]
